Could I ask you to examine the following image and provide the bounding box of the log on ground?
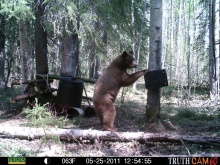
[0,126,219,146]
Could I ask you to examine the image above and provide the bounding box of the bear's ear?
[129,50,133,55]
[122,51,128,58]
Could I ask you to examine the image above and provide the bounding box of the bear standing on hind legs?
[92,50,148,131]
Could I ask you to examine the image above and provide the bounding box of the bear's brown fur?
[92,50,147,131]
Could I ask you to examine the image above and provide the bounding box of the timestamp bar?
[2,157,219,165]
[1,157,166,165]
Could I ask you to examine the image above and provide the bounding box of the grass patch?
[161,106,220,133]
[0,141,35,157]
[180,144,217,155]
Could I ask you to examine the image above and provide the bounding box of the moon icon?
[44,158,51,164]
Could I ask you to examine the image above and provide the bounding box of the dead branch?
[82,96,93,101]
[0,126,219,146]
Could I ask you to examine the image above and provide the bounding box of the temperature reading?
[62,158,76,164]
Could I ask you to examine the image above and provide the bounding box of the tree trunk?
[60,18,79,77]
[35,0,49,92]
[0,13,5,89]
[186,1,191,100]
[35,0,48,75]
[146,0,162,123]
[19,19,34,81]
[88,33,96,78]
[89,51,100,79]
[94,56,100,79]
[216,0,220,96]
[209,0,219,99]
[88,11,103,80]
[170,0,173,85]
[95,26,107,79]
[131,0,137,90]
[174,0,181,83]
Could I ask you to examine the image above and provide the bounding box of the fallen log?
[0,126,219,146]
[10,88,58,103]
[36,74,97,84]
[11,79,53,86]
[11,93,92,103]
[10,75,96,87]
[11,93,36,103]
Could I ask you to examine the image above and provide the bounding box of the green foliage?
[77,0,150,76]
[179,144,218,155]
[176,108,197,119]
[161,86,177,97]
[0,141,35,156]
[22,98,67,127]
[0,88,24,110]
[0,0,35,20]
[1,0,151,79]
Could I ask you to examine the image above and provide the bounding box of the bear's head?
[121,50,137,69]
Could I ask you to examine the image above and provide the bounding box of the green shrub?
[22,98,66,127]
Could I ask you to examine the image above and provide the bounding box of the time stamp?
[62,158,152,164]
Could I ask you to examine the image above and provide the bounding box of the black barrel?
[56,77,84,108]
[144,69,168,89]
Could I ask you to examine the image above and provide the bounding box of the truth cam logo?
[168,157,218,165]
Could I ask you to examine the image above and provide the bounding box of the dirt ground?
[0,84,220,157]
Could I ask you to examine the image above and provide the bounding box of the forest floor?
[0,79,220,157]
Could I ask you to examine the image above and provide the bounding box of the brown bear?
[92,50,148,131]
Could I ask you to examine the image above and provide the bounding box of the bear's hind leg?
[102,104,116,131]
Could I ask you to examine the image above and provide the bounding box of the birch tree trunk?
[146,0,162,123]
[215,0,220,96]
[170,0,173,85]
[174,0,181,82]
[131,0,137,91]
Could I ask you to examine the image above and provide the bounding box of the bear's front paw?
[143,69,149,73]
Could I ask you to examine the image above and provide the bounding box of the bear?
[92,50,148,131]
